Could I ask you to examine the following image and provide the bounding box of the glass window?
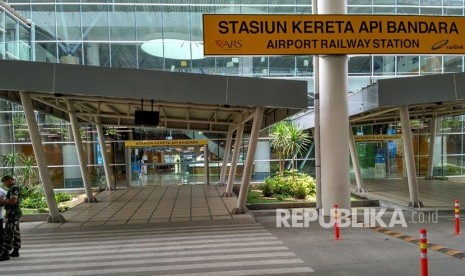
[444,56,463,73]
[420,7,442,15]
[420,0,442,6]
[444,8,463,15]
[252,56,268,77]
[373,56,396,75]
[398,0,419,5]
[110,43,137,69]
[58,43,82,64]
[0,10,4,59]
[18,24,30,60]
[82,5,109,42]
[269,56,295,77]
[374,0,396,4]
[348,0,373,4]
[374,7,396,14]
[420,56,442,74]
[397,56,419,75]
[5,15,18,60]
[31,5,56,42]
[397,6,420,14]
[296,56,312,77]
[109,5,135,41]
[191,57,216,74]
[83,42,109,67]
[56,5,82,41]
[34,42,57,63]
[349,56,371,75]
[348,6,373,14]
[136,5,163,44]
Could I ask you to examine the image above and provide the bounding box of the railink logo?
[215,40,243,50]
[276,208,438,228]
[431,39,449,50]
[431,39,464,50]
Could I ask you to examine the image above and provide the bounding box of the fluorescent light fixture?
[141,39,204,60]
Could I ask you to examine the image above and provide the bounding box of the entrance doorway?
[125,139,212,186]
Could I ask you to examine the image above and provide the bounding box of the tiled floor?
[34,183,251,230]
[352,178,465,210]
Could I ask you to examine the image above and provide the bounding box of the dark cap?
[1,175,14,182]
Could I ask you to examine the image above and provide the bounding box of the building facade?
[1,0,465,188]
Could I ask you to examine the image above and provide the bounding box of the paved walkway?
[352,179,465,210]
[32,184,251,230]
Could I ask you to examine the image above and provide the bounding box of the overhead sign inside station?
[354,134,402,142]
[125,139,208,147]
[203,14,465,55]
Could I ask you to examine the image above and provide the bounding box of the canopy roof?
[0,60,307,133]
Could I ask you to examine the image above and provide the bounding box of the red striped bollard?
[420,229,428,276]
[334,204,340,240]
[455,200,460,235]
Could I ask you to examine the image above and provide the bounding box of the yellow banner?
[203,15,465,55]
[125,139,208,147]
[354,135,402,142]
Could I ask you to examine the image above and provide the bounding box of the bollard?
[334,204,340,240]
[419,229,428,276]
[455,200,460,235]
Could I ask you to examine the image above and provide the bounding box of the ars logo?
[215,40,243,49]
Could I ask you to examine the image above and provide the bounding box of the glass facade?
[2,0,465,187]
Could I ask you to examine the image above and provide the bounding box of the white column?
[19,91,65,223]
[204,144,210,185]
[233,107,264,214]
[319,0,351,214]
[399,105,422,207]
[96,118,115,190]
[67,100,97,203]
[223,124,244,197]
[217,125,233,186]
[313,0,322,212]
[349,125,367,193]
[426,115,437,180]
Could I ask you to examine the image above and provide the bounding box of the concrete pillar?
[318,0,351,214]
[67,100,97,203]
[96,118,115,190]
[217,125,233,186]
[399,105,422,207]
[19,91,65,223]
[349,125,367,193]
[233,107,264,214]
[313,0,322,212]
[426,115,437,180]
[223,123,244,197]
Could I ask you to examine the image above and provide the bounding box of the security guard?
[0,175,22,261]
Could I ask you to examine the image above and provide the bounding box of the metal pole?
[349,125,367,193]
[233,107,264,214]
[217,125,233,186]
[96,117,115,190]
[223,124,244,197]
[399,105,422,207]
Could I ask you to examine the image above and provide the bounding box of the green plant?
[261,172,315,200]
[269,121,310,176]
[55,192,72,203]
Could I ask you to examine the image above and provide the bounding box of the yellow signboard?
[354,134,402,142]
[125,139,209,147]
[203,14,465,55]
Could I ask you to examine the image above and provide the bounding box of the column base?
[84,196,98,203]
[231,207,248,214]
[222,191,234,197]
[47,214,66,223]
[356,187,368,193]
[216,182,226,187]
[408,201,424,208]
[106,186,116,191]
